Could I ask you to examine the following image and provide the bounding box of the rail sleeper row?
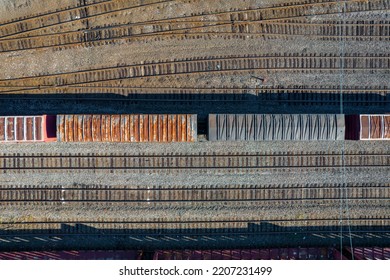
[0,0,168,38]
[0,0,369,38]
[11,86,387,108]
[2,182,388,190]
[1,185,389,202]
[0,153,388,172]
[2,217,390,234]
[2,19,389,52]
[0,0,110,26]
[1,55,389,89]
[225,0,390,23]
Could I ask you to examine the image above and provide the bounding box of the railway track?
[36,85,390,106]
[0,54,389,93]
[0,91,388,107]
[0,183,389,204]
[1,216,390,235]
[0,152,388,173]
[0,87,388,110]
[1,0,387,41]
[1,19,389,52]
[0,0,174,38]
[0,0,112,26]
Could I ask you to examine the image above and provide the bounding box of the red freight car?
[0,115,56,143]
[359,114,390,140]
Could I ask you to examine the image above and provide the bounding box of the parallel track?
[0,92,387,106]
[0,0,174,38]
[0,0,112,26]
[1,0,388,40]
[1,183,389,204]
[0,85,388,109]
[1,20,389,52]
[1,217,390,235]
[0,152,388,173]
[0,54,389,93]
[0,0,388,242]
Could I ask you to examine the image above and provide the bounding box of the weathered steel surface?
[360,114,390,140]
[0,116,43,142]
[57,114,197,142]
[208,114,345,141]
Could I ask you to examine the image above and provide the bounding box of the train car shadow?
[0,93,388,119]
[0,222,389,251]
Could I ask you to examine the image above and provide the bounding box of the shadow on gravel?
[0,93,388,120]
[1,222,390,251]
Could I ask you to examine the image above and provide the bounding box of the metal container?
[360,114,390,140]
[0,115,55,142]
[208,114,345,141]
[57,114,197,142]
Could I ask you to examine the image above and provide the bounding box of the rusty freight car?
[57,114,197,142]
[359,114,390,140]
[208,114,345,141]
[0,115,56,143]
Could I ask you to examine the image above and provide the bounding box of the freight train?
[0,114,389,143]
[1,248,388,260]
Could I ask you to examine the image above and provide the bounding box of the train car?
[345,114,390,140]
[346,247,390,260]
[359,114,390,140]
[0,250,143,260]
[56,114,197,142]
[0,115,56,143]
[1,114,387,143]
[208,114,345,141]
[153,248,340,260]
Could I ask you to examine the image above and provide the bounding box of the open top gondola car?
[359,114,390,140]
[345,114,390,140]
[56,114,197,142]
[0,115,56,143]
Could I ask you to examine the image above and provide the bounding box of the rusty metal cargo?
[208,114,345,141]
[57,114,197,142]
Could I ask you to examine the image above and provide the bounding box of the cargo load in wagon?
[57,114,197,142]
[208,114,345,141]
